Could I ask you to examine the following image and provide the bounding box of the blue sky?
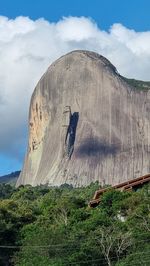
[0,0,150,176]
[1,0,150,31]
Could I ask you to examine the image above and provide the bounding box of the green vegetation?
[0,182,150,266]
[0,171,20,185]
[121,76,150,91]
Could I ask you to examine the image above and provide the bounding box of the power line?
[2,247,150,265]
[1,229,149,245]
[46,251,150,266]
[0,238,149,249]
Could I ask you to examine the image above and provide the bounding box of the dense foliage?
[121,76,150,91]
[0,182,150,266]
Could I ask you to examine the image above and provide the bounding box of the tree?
[94,225,132,266]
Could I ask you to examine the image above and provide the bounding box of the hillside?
[0,182,150,265]
[0,171,20,185]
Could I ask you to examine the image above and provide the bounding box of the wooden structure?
[89,174,150,207]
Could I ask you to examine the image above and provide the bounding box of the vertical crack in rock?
[65,111,79,158]
[63,106,79,158]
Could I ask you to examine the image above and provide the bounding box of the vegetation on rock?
[122,76,150,91]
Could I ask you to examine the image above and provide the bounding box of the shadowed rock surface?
[17,50,150,187]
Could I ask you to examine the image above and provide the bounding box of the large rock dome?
[17,50,150,187]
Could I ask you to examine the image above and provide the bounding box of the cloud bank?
[0,16,150,166]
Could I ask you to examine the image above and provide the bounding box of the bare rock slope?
[17,50,150,187]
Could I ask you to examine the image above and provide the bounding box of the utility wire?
[44,251,150,266]
[3,248,150,265]
[0,238,150,249]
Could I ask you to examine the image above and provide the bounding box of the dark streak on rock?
[75,137,119,158]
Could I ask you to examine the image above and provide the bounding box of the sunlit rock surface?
[17,50,150,187]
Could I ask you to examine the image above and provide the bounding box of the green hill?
[0,182,149,266]
[0,171,20,185]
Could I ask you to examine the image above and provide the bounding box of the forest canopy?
[0,182,150,266]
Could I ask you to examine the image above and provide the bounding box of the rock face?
[17,50,150,187]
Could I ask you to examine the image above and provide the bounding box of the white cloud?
[0,15,150,164]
